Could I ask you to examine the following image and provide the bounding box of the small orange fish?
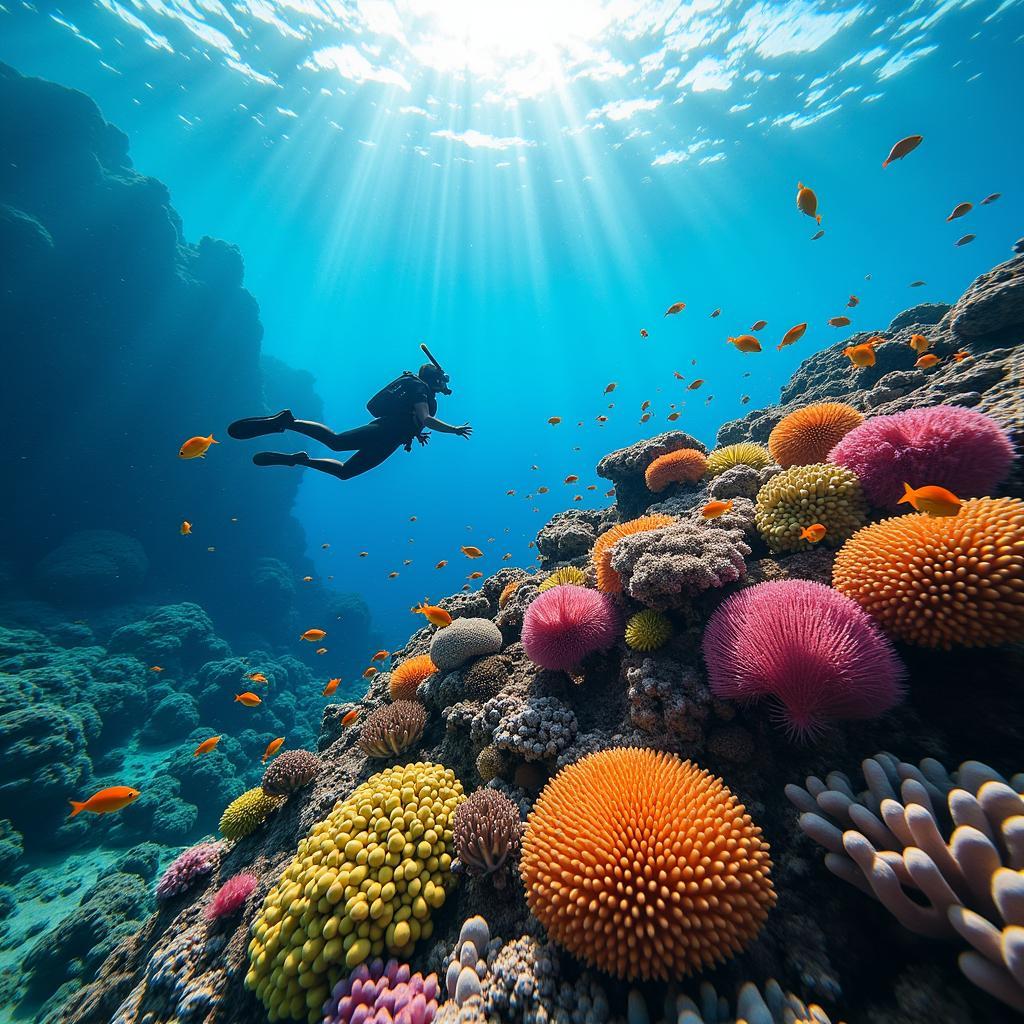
[673,371,684,380]
[547,416,562,425]
[434,560,448,570]
[315,647,328,655]
[799,524,827,543]
[843,343,876,368]
[414,601,453,628]
[847,296,859,308]
[664,301,686,316]
[341,708,360,727]
[952,350,970,362]
[300,629,326,642]
[639,328,648,338]
[302,575,313,582]
[68,786,141,817]
[262,737,285,762]
[796,182,821,224]
[537,486,549,494]
[641,400,651,411]
[362,667,378,679]
[564,475,578,484]
[701,500,733,519]
[640,413,651,423]
[829,316,851,327]
[586,484,596,491]
[749,320,767,331]
[502,553,512,561]
[908,334,930,354]
[323,678,341,696]
[193,736,221,757]
[388,571,399,579]
[248,672,268,684]
[946,201,972,222]
[409,516,417,522]
[915,354,940,369]
[506,489,516,496]
[235,692,262,707]
[572,495,582,503]
[778,323,807,350]
[687,379,704,391]
[178,434,218,459]
[728,335,761,354]
[710,308,721,318]
[371,650,389,662]
[150,666,163,673]
[467,571,484,579]
[596,415,608,423]
[898,482,962,517]
[180,521,192,535]
[604,382,617,394]
[882,134,922,168]
[461,545,483,558]
[666,412,681,421]
[605,488,615,497]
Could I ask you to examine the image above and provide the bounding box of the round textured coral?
[321,958,440,1024]
[768,403,864,468]
[624,609,672,651]
[706,442,775,477]
[703,580,906,739]
[828,404,1014,510]
[155,841,224,900]
[520,747,775,981]
[429,617,502,673]
[220,787,283,840]
[537,566,586,593]
[246,762,462,1022]
[205,872,258,921]
[521,584,622,671]
[645,448,709,492]
[593,514,675,593]
[261,749,322,797]
[358,701,426,758]
[833,497,1024,649]
[453,788,522,884]
[389,655,437,701]
[475,745,503,783]
[755,463,867,553]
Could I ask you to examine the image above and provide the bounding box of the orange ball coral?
[592,514,675,593]
[644,447,709,492]
[389,654,437,700]
[833,497,1024,649]
[520,747,775,981]
[767,402,864,468]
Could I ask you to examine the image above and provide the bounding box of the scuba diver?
[227,345,472,481]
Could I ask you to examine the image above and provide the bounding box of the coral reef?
[708,462,779,501]
[452,789,522,886]
[155,840,224,900]
[624,609,672,651]
[521,584,621,671]
[321,958,440,1024]
[706,442,775,477]
[474,746,503,784]
[204,872,258,921]
[592,514,676,593]
[444,917,490,1008]
[218,787,282,840]
[391,655,439,701]
[536,566,586,593]
[767,403,865,468]
[32,529,148,604]
[644,447,709,492]
[474,695,578,762]
[672,979,843,1024]
[358,700,427,758]
[429,618,503,673]
[261,748,322,797]
[597,432,708,518]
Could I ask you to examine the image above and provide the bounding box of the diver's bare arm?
[412,403,471,437]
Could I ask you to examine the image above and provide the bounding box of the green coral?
[755,462,867,553]
[245,761,464,1023]
[624,610,673,652]
[538,566,587,592]
[706,442,774,477]
[219,787,283,840]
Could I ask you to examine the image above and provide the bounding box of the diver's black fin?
[228,409,294,440]
[252,451,308,467]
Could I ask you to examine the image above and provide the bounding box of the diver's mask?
[420,343,453,395]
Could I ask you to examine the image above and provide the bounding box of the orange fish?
[687,379,704,391]
[908,334,930,354]
[701,500,733,519]
[262,737,285,762]
[639,329,648,338]
[564,475,578,484]
[248,672,268,684]
[796,182,821,224]
[506,489,516,496]
[341,708,360,727]
[664,301,686,316]
[371,650,389,662]
[315,647,328,655]
[749,320,767,331]
[362,667,378,679]
[586,485,596,491]
[952,350,970,362]
[640,413,651,423]
[605,488,615,497]
[178,434,218,459]
[641,400,651,411]
[572,495,582,503]
[799,524,827,543]
[435,560,448,569]
[502,553,512,561]
[915,354,940,369]
[68,786,140,818]
[946,201,972,222]
[235,692,262,707]
[300,629,326,642]
[409,516,417,522]
[898,482,962,517]
[537,486,549,494]
[323,678,341,696]
[673,371,684,380]
[843,343,876,368]
[461,545,483,558]
[728,335,761,354]
[388,572,399,579]
[547,416,562,425]
[414,601,453,628]
[193,736,221,757]
[666,412,681,421]
[829,316,851,327]
[778,323,807,350]
[882,134,922,168]
[710,308,721,318]
[604,382,617,394]
[180,521,192,536]
[150,666,164,673]
[467,571,484,579]
[847,296,859,308]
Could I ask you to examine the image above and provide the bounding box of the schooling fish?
[673,371,685,380]
[435,560,448,569]
[387,572,399,579]
[547,416,562,425]
[414,601,453,628]
[946,202,972,222]
[810,229,825,240]
[605,488,615,497]
[193,736,221,757]
[461,545,484,558]
[362,667,378,679]
[749,320,767,332]
[248,672,268,684]
[687,379,704,390]
[664,301,686,316]
[728,335,762,353]
[372,650,389,662]
[467,570,484,579]
[847,296,859,308]
[796,182,821,224]
[898,483,962,517]
[741,395,750,404]
[909,280,926,288]
[321,543,330,550]
[409,516,417,522]
[180,521,192,536]
[843,343,876,368]
[778,323,807,350]
[235,692,262,707]
[502,553,512,561]
[537,486,549,494]
[564,475,579,484]
[604,382,617,394]
[323,678,341,696]
[639,329,648,338]
[300,629,326,642]
[955,234,976,247]
[952,350,971,362]
[506,489,516,496]
[667,412,681,421]
[149,666,163,673]
[596,415,608,423]
[882,134,923,168]
[915,354,941,368]
[640,413,651,423]
[315,647,328,655]
[302,575,313,582]
[701,500,733,519]
[358,551,368,558]
[908,334,931,354]
[980,193,1000,205]
[800,524,827,543]
[710,308,722,318]
[641,400,651,411]
[828,316,851,327]
[68,786,140,818]
[178,434,218,459]
[261,737,285,762]
[341,708,360,726]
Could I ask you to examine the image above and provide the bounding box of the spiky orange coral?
[497,579,523,609]
[644,447,709,492]
[833,497,1024,649]
[389,654,437,700]
[767,403,864,468]
[520,747,775,981]
[592,514,675,593]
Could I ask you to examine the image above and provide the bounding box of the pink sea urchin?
[522,584,622,671]
[829,404,1014,510]
[702,579,906,739]
[204,871,257,921]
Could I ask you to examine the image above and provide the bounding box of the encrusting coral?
[786,752,1024,1012]
[755,463,867,553]
[520,747,775,981]
[390,655,438,701]
[767,402,864,468]
[358,701,427,758]
[321,958,440,1024]
[537,565,586,592]
[261,749,322,797]
[832,496,1024,648]
[624,609,672,651]
[703,580,906,739]
[245,761,463,1022]
[452,788,522,887]
[429,618,503,673]
[705,441,775,477]
[521,584,621,671]
[155,840,224,900]
[592,514,675,593]
[474,695,578,762]
[219,787,282,841]
[644,447,709,492]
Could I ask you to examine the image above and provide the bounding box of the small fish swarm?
[520,747,775,981]
[703,580,906,739]
[358,701,427,758]
[705,442,775,477]
[219,788,282,841]
[205,872,258,921]
[624,609,673,651]
[321,958,440,1024]
[767,402,864,469]
[593,514,675,593]
[453,788,522,886]
[832,496,1024,648]
[521,584,622,671]
[261,748,322,797]
[644,447,709,492]
[389,654,437,701]
[537,565,586,592]
[155,841,224,900]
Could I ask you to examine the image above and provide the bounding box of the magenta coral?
[829,404,1014,510]
[321,958,439,1024]
[521,584,622,671]
[702,579,906,739]
[155,840,224,901]
[204,872,257,921]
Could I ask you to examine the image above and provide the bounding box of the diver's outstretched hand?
[454,424,473,439]
[416,431,430,446]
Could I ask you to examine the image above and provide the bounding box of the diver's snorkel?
[419,342,452,395]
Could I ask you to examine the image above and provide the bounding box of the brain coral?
[521,748,775,980]
[220,787,282,841]
[703,580,906,739]
[593,514,675,593]
[261,749,322,797]
[390,655,437,701]
[521,584,622,671]
[429,618,502,673]
[322,958,439,1024]
[246,761,463,1022]
[706,442,775,477]
[828,404,1014,510]
[155,841,224,900]
[358,701,427,758]
[453,788,522,885]
[624,609,672,651]
[537,566,586,593]
[755,463,867,553]
[768,403,864,468]
[833,497,1024,648]
[644,448,709,492]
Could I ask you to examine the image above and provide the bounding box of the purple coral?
[155,841,224,901]
[521,584,621,671]
[829,404,1014,510]
[204,872,257,921]
[703,580,906,740]
[322,958,439,1024]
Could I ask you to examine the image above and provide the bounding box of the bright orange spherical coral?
[521,747,775,981]
[768,403,864,468]
[833,497,1024,649]
[389,654,437,700]
[644,447,709,492]
[593,514,675,593]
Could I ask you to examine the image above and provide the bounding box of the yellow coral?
[219,787,283,841]
[706,442,774,477]
[246,762,463,1022]
[538,566,586,593]
[624,609,672,651]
